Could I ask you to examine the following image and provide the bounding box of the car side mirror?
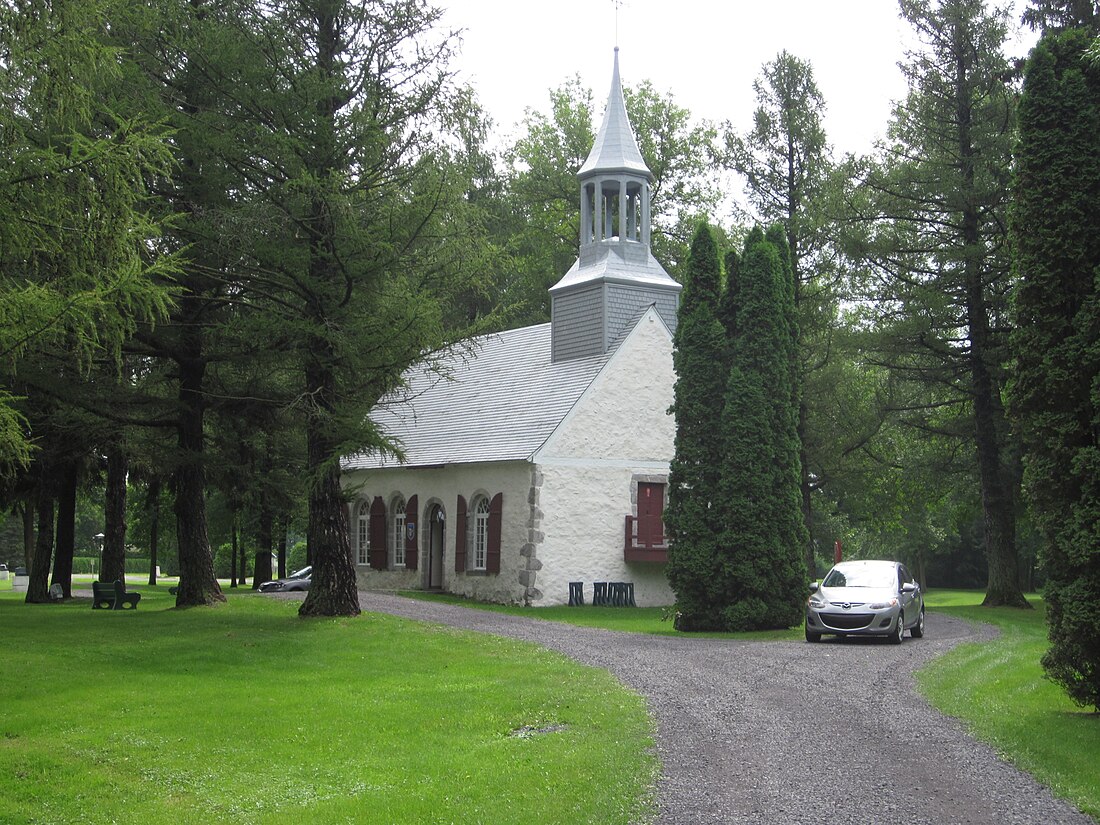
[901,582,917,593]
[808,582,819,593]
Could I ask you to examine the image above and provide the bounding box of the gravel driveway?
[353,591,1093,825]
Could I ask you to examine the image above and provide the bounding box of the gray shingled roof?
[577,48,650,179]
[344,323,609,470]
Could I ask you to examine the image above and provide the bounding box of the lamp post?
[93,533,105,579]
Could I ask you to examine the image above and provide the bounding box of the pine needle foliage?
[0,0,179,478]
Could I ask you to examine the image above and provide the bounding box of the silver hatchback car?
[805,559,924,643]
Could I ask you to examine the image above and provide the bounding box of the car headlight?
[807,597,827,609]
[868,598,898,610]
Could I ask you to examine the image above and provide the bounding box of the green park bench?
[91,580,141,610]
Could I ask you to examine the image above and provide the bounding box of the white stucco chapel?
[341,50,681,606]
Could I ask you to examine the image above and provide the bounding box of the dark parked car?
[805,559,924,644]
[259,566,311,592]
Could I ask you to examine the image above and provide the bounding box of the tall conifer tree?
[666,223,727,630]
[218,0,490,617]
[1009,27,1100,710]
[714,233,806,630]
[851,0,1026,606]
[668,224,805,631]
[728,52,837,577]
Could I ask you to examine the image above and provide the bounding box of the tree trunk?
[972,349,1027,607]
[253,550,272,590]
[238,518,247,587]
[952,33,1028,609]
[173,330,224,607]
[799,404,814,577]
[298,357,360,618]
[255,504,273,589]
[296,8,359,618]
[277,516,287,579]
[51,458,77,598]
[26,486,54,604]
[785,145,815,582]
[147,477,160,586]
[230,513,238,588]
[22,500,34,571]
[101,445,128,584]
[973,403,1025,605]
[255,438,274,589]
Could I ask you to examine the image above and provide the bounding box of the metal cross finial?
[612,0,624,48]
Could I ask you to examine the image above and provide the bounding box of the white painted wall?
[534,462,674,606]
[542,309,677,463]
[533,308,677,607]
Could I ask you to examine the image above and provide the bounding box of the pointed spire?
[548,48,680,364]
[578,48,650,179]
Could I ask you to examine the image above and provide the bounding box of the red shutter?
[369,496,387,570]
[404,495,418,570]
[486,492,502,574]
[638,483,666,547]
[454,495,467,573]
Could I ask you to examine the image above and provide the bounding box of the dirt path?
[354,591,1093,825]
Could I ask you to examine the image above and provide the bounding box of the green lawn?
[5,582,1095,824]
[0,586,656,825]
[919,590,1100,820]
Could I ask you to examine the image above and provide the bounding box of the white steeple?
[578,48,650,180]
[549,49,681,363]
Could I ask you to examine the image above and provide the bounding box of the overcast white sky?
[440,0,1038,158]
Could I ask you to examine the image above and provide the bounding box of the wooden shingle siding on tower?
[551,286,605,362]
[607,285,679,343]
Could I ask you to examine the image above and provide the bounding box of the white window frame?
[357,502,369,566]
[392,497,406,567]
[473,496,490,571]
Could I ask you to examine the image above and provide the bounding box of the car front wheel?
[889,612,905,644]
[805,626,822,643]
[910,606,925,639]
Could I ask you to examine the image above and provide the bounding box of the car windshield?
[822,565,895,589]
[288,567,310,579]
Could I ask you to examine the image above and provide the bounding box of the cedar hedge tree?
[667,222,806,631]
[714,233,806,631]
[666,221,728,628]
[1009,27,1100,711]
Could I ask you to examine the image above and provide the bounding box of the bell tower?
[549,49,681,363]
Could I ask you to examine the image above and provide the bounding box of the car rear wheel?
[805,626,822,643]
[889,612,904,644]
[910,606,925,638]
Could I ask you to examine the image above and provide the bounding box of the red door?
[637,483,665,548]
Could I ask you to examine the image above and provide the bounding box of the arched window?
[473,496,491,571]
[392,496,406,567]
[356,501,370,566]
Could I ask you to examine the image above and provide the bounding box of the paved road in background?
[355,592,1093,825]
